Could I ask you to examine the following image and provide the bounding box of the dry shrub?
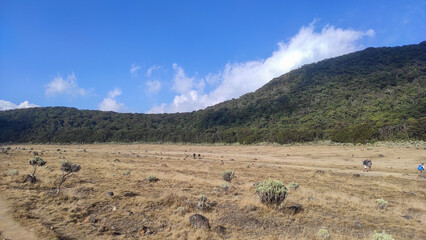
[255,179,288,207]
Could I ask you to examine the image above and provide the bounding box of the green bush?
[220,182,230,191]
[222,170,235,182]
[376,198,388,209]
[255,179,288,206]
[373,230,395,240]
[317,228,330,239]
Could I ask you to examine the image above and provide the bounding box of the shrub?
[317,228,330,239]
[197,194,210,211]
[26,156,46,183]
[376,198,388,209]
[7,169,19,176]
[56,160,81,195]
[287,182,299,190]
[220,182,230,191]
[146,175,158,182]
[373,230,395,240]
[222,170,235,182]
[255,179,288,206]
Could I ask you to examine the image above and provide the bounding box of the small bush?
[255,179,288,206]
[197,194,210,210]
[373,230,395,240]
[57,160,81,195]
[222,170,235,182]
[376,198,388,209]
[287,182,299,190]
[26,156,47,184]
[7,169,19,176]
[220,182,230,191]
[317,228,330,239]
[146,175,158,182]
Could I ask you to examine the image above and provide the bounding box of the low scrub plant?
[222,170,235,182]
[376,198,388,209]
[146,175,158,182]
[255,179,288,206]
[373,230,395,240]
[56,160,81,195]
[197,194,210,211]
[317,228,330,239]
[287,182,299,190]
[7,169,19,176]
[220,182,230,191]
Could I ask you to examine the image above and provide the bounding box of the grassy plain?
[0,143,425,239]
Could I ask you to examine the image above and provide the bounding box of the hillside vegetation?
[1,42,425,144]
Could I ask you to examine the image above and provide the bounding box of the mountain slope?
[1,42,425,144]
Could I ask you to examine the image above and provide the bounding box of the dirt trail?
[0,193,39,240]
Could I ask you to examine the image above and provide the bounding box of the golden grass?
[0,143,425,239]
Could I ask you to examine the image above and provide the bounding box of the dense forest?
[1,42,425,144]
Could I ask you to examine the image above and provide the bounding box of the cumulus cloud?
[98,88,127,112]
[149,23,375,113]
[45,73,87,97]
[0,100,39,111]
[130,63,141,76]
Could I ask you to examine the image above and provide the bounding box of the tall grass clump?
[255,179,288,206]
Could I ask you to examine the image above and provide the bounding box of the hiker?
[367,160,372,171]
[363,159,368,172]
[363,159,372,172]
[418,163,425,174]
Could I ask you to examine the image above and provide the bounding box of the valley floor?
[0,143,425,239]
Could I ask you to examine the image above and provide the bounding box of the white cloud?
[45,73,87,97]
[146,65,161,77]
[147,103,167,114]
[145,80,162,94]
[130,63,141,76]
[98,88,127,112]
[0,100,39,111]
[149,23,375,113]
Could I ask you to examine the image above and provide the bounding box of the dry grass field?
[0,143,425,240]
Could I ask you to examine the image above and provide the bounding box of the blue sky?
[1,0,425,113]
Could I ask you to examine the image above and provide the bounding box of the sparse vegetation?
[373,230,395,240]
[287,182,299,190]
[56,160,81,195]
[7,169,19,176]
[146,175,158,182]
[222,169,235,182]
[255,179,288,206]
[317,228,330,239]
[376,198,389,209]
[220,182,230,191]
[0,144,425,239]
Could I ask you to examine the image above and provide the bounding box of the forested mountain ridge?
[1,42,425,144]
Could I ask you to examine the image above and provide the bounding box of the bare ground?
[0,143,425,239]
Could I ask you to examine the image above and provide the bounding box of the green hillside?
[1,42,425,144]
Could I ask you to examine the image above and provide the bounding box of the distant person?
[363,159,372,172]
[418,163,424,174]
